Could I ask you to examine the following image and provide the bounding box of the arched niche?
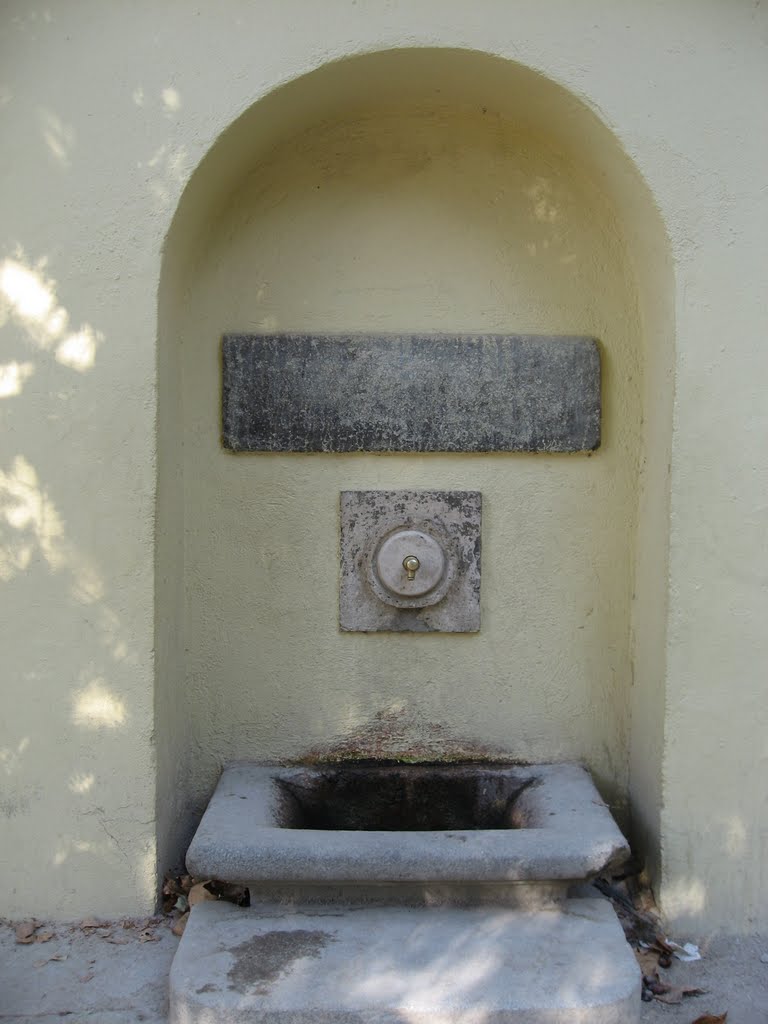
[156,48,673,887]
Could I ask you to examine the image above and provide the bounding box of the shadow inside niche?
[276,764,535,831]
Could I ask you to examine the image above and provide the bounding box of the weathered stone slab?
[170,899,640,1024]
[222,333,601,452]
[339,489,481,633]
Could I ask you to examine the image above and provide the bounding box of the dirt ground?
[0,915,765,1023]
[0,917,176,1023]
[637,933,768,1024]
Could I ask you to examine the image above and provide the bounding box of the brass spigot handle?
[403,555,420,581]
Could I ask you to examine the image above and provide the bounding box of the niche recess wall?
[156,49,672,881]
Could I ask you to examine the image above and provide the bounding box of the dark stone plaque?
[222,333,600,453]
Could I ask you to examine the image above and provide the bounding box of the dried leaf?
[654,936,674,955]
[160,874,194,912]
[188,881,216,907]
[162,875,182,896]
[644,974,667,995]
[642,939,673,968]
[691,1016,727,1024]
[104,935,129,945]
[34,931,55,943]
[80,917,103,929]
[654,984,706,1005]
[635,949,662,975]
[79,971,95,983]
[171,911,189,937]
[15,920,37,943]
[33,953,67,967]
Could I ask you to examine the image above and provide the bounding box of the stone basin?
[175,763,640,1023]
[186,762,629,899]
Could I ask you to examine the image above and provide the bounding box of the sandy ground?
[0,917,176,1023]
[0,914,766,1022]
[637,934,768,1024]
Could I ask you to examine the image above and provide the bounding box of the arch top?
[163,45,667,269]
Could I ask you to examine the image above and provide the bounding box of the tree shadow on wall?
[0,248,155,916]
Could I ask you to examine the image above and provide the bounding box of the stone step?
[170,898,640,1023]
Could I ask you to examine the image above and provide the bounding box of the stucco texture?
[171,98,639,808]
[0,1,766,936]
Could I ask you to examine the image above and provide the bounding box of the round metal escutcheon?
[375,529,446,598]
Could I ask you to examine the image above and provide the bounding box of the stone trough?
[170,762,641,1022]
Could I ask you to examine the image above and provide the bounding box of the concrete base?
[170,898,640,1023]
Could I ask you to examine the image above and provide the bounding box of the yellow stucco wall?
[1,1,766,934]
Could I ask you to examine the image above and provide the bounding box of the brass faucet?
[402,555,420,581]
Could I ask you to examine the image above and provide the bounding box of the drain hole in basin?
[276,766,534,831]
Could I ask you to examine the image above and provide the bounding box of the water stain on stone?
[296,705,515,767]
[228,929,332,993]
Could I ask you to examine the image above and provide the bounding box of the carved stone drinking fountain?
[171,761,640,1022]
[168,333,640,1021]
